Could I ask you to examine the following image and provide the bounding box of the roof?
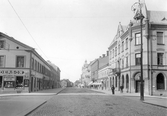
[148,10,167,24]
[0,32,34,50]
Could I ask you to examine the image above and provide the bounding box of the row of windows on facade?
[109,32,164,60]
[31,58,51,76]
[0,56,52,77]
[110,52,164,69]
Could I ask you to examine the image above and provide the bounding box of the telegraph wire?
[7,0,48,60]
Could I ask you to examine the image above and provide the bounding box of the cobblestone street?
[27,88,167,116]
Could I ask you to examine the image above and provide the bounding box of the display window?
[24,79,29,87]
[4,81,14,88]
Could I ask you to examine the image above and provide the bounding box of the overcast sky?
[0,0,167,82]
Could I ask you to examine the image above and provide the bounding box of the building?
[97,53,109,90]
[60,79,67,88]
[81,60,92,87]
[60,79,73,87]
[108,3,167,96]
[47,61,61,88]
[0,32,60,93]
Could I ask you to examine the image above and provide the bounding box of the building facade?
[97,53,109,90]
[0,32,60,93]
[108,4,167,96]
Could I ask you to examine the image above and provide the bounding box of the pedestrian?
[111,85,115,94]
[120,85,124,93]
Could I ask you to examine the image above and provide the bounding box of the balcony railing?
[112,68,121,76]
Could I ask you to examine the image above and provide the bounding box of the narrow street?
[27,87,167,116]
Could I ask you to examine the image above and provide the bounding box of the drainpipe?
[29,51,32,93]
[129,21,133,93]
[145,17,152,95]
[150,23,153,96]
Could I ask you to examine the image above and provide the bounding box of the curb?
[24,101,47,116]
[142,101,167,109]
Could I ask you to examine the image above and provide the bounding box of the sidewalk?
[0,88,64,97]
[0,88,64,116]
[91,88,167,108]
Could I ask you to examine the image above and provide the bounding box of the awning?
[92,82,102,85]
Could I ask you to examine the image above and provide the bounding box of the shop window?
[24,79,29,87]
[16,56,25,68]
[16,76,23,88]
[4,81,14,88]
[157,73,165,90]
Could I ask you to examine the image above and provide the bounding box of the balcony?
[112,68,121,76]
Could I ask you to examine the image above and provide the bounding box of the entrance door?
[16,76,23,88]
[0,76,2,88]
[31,77,33,92]
[136,81,140,93]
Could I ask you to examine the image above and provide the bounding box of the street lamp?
[131,0,144,101]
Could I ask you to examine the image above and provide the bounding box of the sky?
[0,0,167,82]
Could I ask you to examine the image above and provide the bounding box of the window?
[135,33,141,45]
[115,47,117,56]
[157,53,163,65]
[0,56,5,67]
[135,53,141,65]
[122,58,124,68]
[157,73,165,90]
[126,38,128,49]
[4,81,14,88]
[118,44,120,54]
[126,56,128,67]
[113,49,114,58]
[157,32,164,44]
[31,58,34,70]
[122,41,124,52]
[0,40,5,49]
[16,56,25,67]
[35,60,37,71]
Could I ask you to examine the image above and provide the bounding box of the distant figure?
[120,85,124,93]
[111,85,115,94]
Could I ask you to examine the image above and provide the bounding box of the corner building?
[0,32,60,93]
[108,4,167,96]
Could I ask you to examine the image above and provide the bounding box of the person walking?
[111,85,115,94]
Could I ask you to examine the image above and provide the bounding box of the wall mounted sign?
[0,69,29,76]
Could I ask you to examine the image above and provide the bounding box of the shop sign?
[4,75,15,81]
[0,69,28,75]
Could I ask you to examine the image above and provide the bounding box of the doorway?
[0,76,2,88]
[136,81,140,93]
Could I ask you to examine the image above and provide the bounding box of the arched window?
[157,73,165,90]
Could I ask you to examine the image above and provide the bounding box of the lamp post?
[131,0,144,101]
